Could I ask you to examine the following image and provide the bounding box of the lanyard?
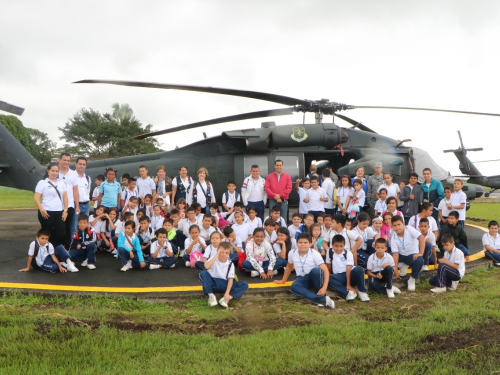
[445,248,455,262]
[375,254,386,269]
[380,200,387,211]
[153,215,161,229]
[299,251,309,277]
[356,228,367,250]
[39,243,48,265]
[397,233,405,253]
[252,178,259,188]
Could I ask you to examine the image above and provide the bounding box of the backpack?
[328,248,348,263]
[217,213,229,228]
[31,242,41,268]
[189,251,204,268]
[224,191,240,205]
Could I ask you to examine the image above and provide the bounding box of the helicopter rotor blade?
[133,107,295,140]
[74,80,310,107]
[349,105,500,117]
[334,113,377,134]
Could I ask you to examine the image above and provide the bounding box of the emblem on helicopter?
[291,126,308,143]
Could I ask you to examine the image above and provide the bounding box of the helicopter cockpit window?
[275,155,299,181]
[244,156,268,176]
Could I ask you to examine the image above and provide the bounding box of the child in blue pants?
[366,238,400,298]
[242,228,286,278]
[199,242,249,307]
[327,235,370,302]
[483,221,500,265]
[19,229,79,273]
[69,214,98,270]
[117,220,147,271]
[429,234,465,293]
[274,232,335,308]
[147,229,178,270]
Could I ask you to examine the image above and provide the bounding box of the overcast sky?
[1,0,500,176]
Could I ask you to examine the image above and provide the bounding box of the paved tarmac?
[0,209,490,298]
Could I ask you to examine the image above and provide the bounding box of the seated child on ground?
[429,234,465,293]
[147,228,178,270]
[295,214,314,239]
[195,231,222,271]
[184,224,207,267]
[242,228,285,277]
[264,218,277,245]
[418,218,437,271]
[483,220,500,266]
[273,227,297,267]
[199,213,216,244]
[231,211,253,249]
[69,214,98,270]
[247,206,263,231]
[151,204,165,231]
[288,212,302,239]
[98,207,118,253]
[137,216,154,257]
[117,220,146,271]
[199,242,249,308]
[326,234,369,302]
[161,218,179,255]
[331,214,363,266]
[309,223,328,258]
[274,233,335,309]
[350,212,373,267]
[222,226,243,262]
[19,229,78,273]
[366,238,400,298]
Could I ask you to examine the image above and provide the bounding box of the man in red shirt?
[265,160,292,223]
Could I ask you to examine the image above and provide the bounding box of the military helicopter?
[0,80,498,207]
[445,131,500,197]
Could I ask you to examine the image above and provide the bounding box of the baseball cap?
[374,162,383,168]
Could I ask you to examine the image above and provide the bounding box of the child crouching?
[19,229,78,273]
[366,238,400,298]
[117,220,147,271]
[429,234,465,293]
[199,242,249,308]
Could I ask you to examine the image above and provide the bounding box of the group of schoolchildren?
[22,162,499,310]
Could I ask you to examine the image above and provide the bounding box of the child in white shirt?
[296,178,310,217]
[428,234,465,293]
[288,213,302,239]
[366,238,399,298]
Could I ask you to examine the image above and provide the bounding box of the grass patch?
[1,268,500,373]
[466,199,499,227]
[0,187,36,209]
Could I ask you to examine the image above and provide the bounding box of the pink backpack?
[217,213,229,228]
[189,251,204,268]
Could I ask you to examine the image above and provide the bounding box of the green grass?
[466,198,500,227]
[0,187,36,209]
[2,268,500,373]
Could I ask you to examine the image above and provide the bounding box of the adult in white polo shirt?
[58,152,79,248]
[136,165,156,202]
[321,169,336,216]
[34,162,68,248]
[449,179,467,228]
[390,215,425,291]
[241,164,267,222]
[72,156,91,237]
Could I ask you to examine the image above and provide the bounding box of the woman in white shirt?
[34,162,69,247]
[188,168,216,213]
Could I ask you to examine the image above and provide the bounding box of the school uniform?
[242,175,267,221]
[137,227,154,256]
[347,189,365,220]
[199,225,216,242]
[247,217,263,232]
[73,172,92,236]
[242,239,285,273]
[483,233,500,263]
[98,219,117,251]
[117,232,145,269]
[374,199,388,216]
[147,241,178,269]
[297,187,310,217]
[326,248,367,297]
[184,237,207,263]
[288,249,328,306]
[321,225,333,244]
[438,198,451,228]
[429,247,465,288]
[136,177,156,199]
[265,230,277,243]
[179,218,201,237]
[172,176,194,204]
[112,220,124,248]
[336,186,354,214]
[381,209,405,220]
[322,178,336,216]
[407,215,439,234]
[438,223,469,256]
[99,180,122,208]
[151,215,165,232]
[221,237,243,261]
[231,222,253,248]
[377,183,400,200]
[367,252,396,293]
[263,215,287,228]
[227,211,250,223]
[28,240,72,273]
[351,226,372,266]
[273,238,297,267]
[288,224,301,240]
[222,191,241,212]
[194,244,219,271]
[199,258,249,300]
[422,231,437,266]
[122,206,139,225]
[306,187,327,221]
[450,190,467,227]
[69,227,98,265]
[390,226,424,279]
[121,187,139,208]
[294,224,309,239]
[59,169,78,247]
[333,228,366,266]
[92,186,100,205]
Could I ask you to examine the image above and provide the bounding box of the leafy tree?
[0,114,56,164]
[59,105,161,158]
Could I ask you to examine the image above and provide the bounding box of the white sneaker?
[219,297,229,308]
[179,249,186,257]
[120,264,129,272]
[149,264,160,270]
[87,264,96,270]
[392,286,401,294]
[66,260,79,273]
[407,277,416,291]
[346,290,357,302]
[273,270,278,276]
[325,296,335,309]
[448,280,459,291]
[387,289,395,298]
[399,263,409,277]
[250,270,259,277]
[358,291,370,302]
[60,262,67,268]
[185,261,191,267]
[111,249,117,255]
[496,262,500,267]
[81,259,88,267]
[208,294,217,307]
[430,287,447,294]
[422,265,429,272]
[127,260,133,269]
[169,264,176,268]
